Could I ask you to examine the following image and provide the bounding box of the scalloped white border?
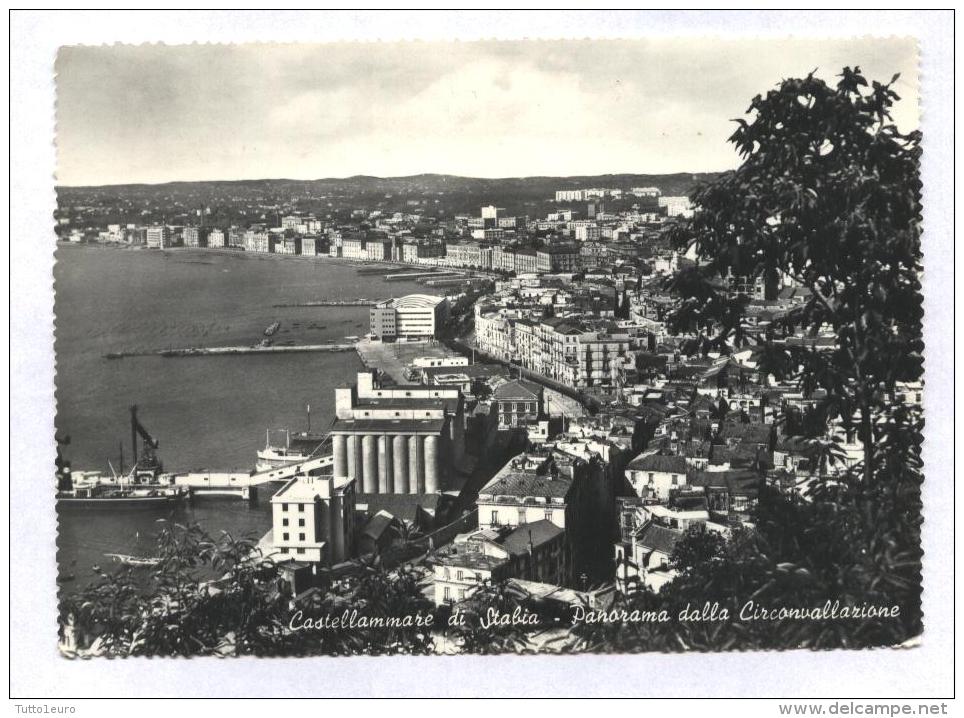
[8,10,955,700]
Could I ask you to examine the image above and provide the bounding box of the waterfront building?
[228,227,245,248]
[514,249,538,274]
[367,239,392,261]
[183,226,208,248]
[329,371,465,495]
[145,226,171,249]
[244,230,271,253]
[446,241,492,269]
[401,240,445,264]
[270,474,356,566]
[492,246,518,273]
[298,235,320,256]
[276,236,298,255]
[207,228,226,248]
[369,294,449,340]
[411,355,470,369]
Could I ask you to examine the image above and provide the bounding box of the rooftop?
[635,521,685,555]
[374,294,447,310]
[331,417,446,434]
[493,379,543,401]
[479,456,573,501]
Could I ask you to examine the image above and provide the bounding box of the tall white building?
[659,196,696,218]
[370,294,449,340]
[555,190,585,202]
[145,226,171,249]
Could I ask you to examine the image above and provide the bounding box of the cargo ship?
[56,405,186,509]
[57,482,184,509]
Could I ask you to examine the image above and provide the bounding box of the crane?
[130,405,161,477]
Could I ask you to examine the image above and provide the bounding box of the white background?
[7,9,956,700]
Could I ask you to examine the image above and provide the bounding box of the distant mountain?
[55,172,725,226]
[57,172,723,196]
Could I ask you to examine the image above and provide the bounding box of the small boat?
[264,321,281,337]
[104,553,160,567]
[256,427,327,471]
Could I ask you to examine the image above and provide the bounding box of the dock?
[172,455,336,500]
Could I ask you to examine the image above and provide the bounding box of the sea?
[54,244,427,586]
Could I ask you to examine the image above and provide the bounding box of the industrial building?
[369,294,449,340]
[330,371,465,495]
[270,474,356,566]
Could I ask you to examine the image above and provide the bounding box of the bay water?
[54,244,426,585]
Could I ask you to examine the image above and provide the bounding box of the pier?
[384,271,453,281]
[173,454,336,500]
[272,299,382,308]
[105,343,356,360]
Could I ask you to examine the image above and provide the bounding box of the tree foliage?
[591,67,926,650]
[59,521,436,657]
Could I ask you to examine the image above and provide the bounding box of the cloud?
[55,38,920,185]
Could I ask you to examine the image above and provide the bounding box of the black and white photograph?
[8,9,956,704]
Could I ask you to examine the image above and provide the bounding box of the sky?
[55,38,919,186]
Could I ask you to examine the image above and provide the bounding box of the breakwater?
[105,343,357,359]
[272,299,383,308]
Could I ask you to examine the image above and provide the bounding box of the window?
[282,518,289,527]
[648,473,654,483]
[298,504,305,512]
[281,548,289,554]
[299,533,306,541]
[490,510,499,526]
[282,503,289,512]
[298,518,305,527]
[518,508,527,525]
[297,548,305,555]
[456,570,464,581]
[671,475,679,485]
[443,586,451,602]
[282,533,289,541]
[545,510,553,522]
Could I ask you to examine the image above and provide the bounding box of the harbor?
[54,246,425,581]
